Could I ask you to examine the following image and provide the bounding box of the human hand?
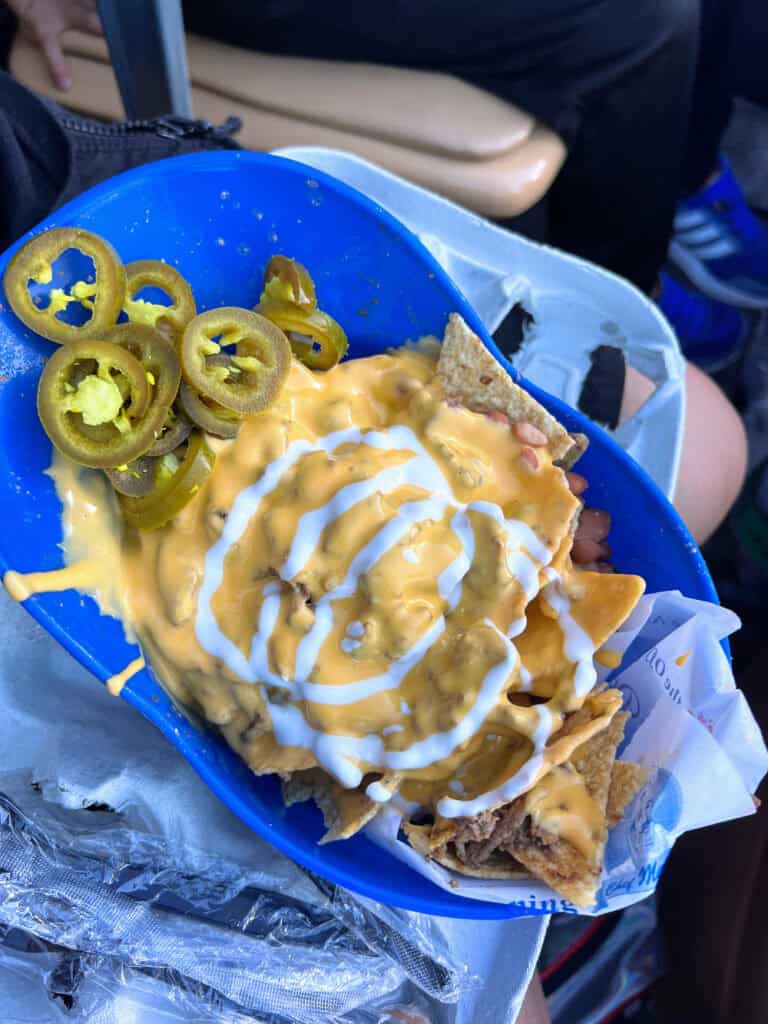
[8,0,102,91]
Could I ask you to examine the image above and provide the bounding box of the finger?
[483,410,510,426]
[40,34,72,91]
[519,446,540,471]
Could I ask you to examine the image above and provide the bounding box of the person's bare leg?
[621,362,747,544]
[517,973,551,1024]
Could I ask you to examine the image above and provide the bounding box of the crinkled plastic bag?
[0,930,439,1023]
[0,787,472,1022]
[366,592,768,913]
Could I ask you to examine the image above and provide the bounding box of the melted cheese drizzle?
[194,423,553,788]
[106,655,145,696]
[3,453,126,619]
[4,345,644,856]
[436,574,596,817]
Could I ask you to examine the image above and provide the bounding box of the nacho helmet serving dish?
[0,151,718,918]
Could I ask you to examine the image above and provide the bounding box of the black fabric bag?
[0,70,240,253]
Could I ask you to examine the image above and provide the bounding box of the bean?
[512,420,548,446]
[565,471,588,496]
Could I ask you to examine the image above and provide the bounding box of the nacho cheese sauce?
[122,345,645,832]
[106,655,146,697]
[7,344,644,860]
[4,453,126,621]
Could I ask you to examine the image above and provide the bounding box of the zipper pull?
[149,116,242,142]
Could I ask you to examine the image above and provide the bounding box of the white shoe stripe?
[674,208,708,230]
[669,239,768,308]
[676,223,723,244]
[690,238,739,260]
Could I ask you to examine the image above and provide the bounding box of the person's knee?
[621,362,747,545]
[673,362,747,544]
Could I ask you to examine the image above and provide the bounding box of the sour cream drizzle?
[195,425,558,788]
[540,575,598,698]
[436,571,600,817]
[263,616,523,788]
[438,703,553,817]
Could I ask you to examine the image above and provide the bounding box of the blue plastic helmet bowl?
[0,152,718,919]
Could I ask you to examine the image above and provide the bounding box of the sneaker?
[657,271,750,372]
[669,155,768,310]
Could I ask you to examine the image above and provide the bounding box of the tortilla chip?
[423,689,623,847]
[231,728,318,775]
[404,820,532,878]
[558,432,589,471]
[543,688,623,769]
[555,572,646,650]
[401,820,432,857]
[429,766,604,906]
[431,688,623,843]
[420,696,632,905]
[425,785,603,900]
[606,761,648,826]
[570,711,629,814]
[505,825,600,907]
[282,768,400,842]
[434,855,532,881]
[438,314,578,463]
[426,851,533,883]
[516,573,645,700]
[549,533,578,580]
[503,709,631,905]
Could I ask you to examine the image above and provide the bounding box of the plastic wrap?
[0,784,472,1021]
[0,929,438,1023]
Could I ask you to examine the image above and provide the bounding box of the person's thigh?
[517,974,551,1024]
[184,0,699,290]
[183,0,613,64]
[621,363,747,544]
[183,0,691,142]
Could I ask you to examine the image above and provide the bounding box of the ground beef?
[448,799,527,867]
[452,809,499,844]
